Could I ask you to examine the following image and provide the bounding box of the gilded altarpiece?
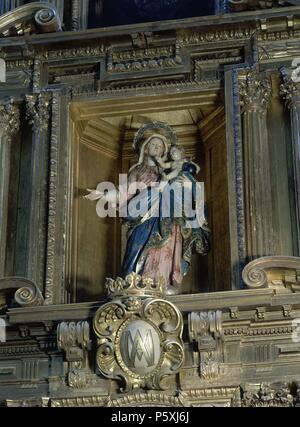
[0,1,300,407]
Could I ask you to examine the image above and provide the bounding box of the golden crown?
[105,272,165,299]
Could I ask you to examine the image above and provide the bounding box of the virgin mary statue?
[85,122,210,295]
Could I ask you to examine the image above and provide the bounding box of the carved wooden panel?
[200,108,231,292]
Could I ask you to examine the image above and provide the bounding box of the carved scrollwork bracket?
[0,277,44,310]
[57,321,91,389]
[0,2,62,37]
[188,310,224,381]
[242,256,300,292]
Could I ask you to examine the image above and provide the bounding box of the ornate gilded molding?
[32,59,42,93]
[50,395,107,407]
[258,29,300,41]
[95,79,221,97]
[180,387,241,407]
[44,91,59,305]
[0,2,62,37]
[224,324,295,336]
[188,311,225,381]
[16,384,300,407]
[107,45,183,74]
[0,277,44,308]
[177,28,253,46]
[25,92,51,132]
[5,398,49,407]
[40,45,106,61]
[93,273,184,392]
[106,392,185,407]
[227,67,248,279]
[242,256,300,291]
[50,392,184,407]
[48,387,243,407]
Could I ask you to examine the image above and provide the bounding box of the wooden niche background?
[68,92,230,302]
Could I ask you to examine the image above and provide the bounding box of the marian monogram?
[119,320,161,375]
[121,328,155,368]
[93,296,184,390]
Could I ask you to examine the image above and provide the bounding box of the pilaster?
[239,70,274,260]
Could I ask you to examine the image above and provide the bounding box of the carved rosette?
[25,92,51,132]
[239,70,272,113]
[93,289,184,392]
[0,98,20,138]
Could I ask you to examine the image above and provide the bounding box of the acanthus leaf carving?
[0,98,20,138]
[239,70,272,112]
[25,92,51,132]
[280,67,300,109]
[242,383,294,407]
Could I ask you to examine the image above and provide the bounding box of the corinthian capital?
[280,68,300,109]
[25,92,51,131]
[0,98,20,138]
[240,71,272,112]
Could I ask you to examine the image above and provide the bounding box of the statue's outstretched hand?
[83,188,104,201]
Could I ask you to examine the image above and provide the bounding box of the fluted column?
[0,99,20,277]
[25,92,50,287]
[280,70,300,254]
[240,71,274,260]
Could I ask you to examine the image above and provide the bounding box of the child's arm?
[156,157,172,169]
[162,167,181,181]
